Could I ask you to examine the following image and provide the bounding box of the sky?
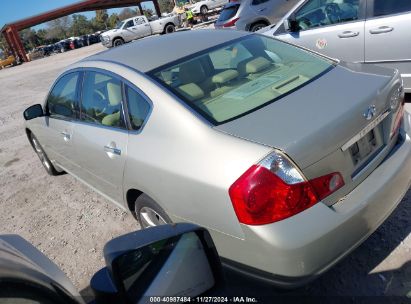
[0,0,154,30]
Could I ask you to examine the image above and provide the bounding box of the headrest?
[177,83,205,101]
[107,82,122,106]
[244,57,272,74]
[212,69,239,84]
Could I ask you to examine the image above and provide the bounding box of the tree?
[94,9,109,30]
[46,16,72,40]
[118,7,139,21]
[70,14,93,36]
[20,28,39,50]
[107,13,120,29]
[159,0,175,14]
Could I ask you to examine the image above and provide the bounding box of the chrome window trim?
[51,66,154,134]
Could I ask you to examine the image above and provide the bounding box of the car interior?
[81,72,123,127]
[153,36,333,123]
[295,0,359,30]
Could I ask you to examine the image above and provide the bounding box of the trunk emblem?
[363,105,377,120]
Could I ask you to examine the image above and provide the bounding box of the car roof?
[81,29,251,73]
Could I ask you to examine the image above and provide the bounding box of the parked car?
[0,224,222,303]
[215,0,297,31]
[262,0,411,92]
[23,30,411,287]
[101,15,180,47]
[55,39,71,53]
[69,38,83,50]
[188,0,228,15]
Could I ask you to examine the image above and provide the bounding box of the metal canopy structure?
[1,0,162,62]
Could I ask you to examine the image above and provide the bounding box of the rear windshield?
[218,4,240,22]
[150,35,334,125]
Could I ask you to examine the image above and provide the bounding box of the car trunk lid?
[216,62,402,206]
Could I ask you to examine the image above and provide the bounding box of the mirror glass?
[113,232,215,303]
[23,104,43,120]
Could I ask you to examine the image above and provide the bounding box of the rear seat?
[237,57,273,79]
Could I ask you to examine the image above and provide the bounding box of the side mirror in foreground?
[23,104,44,121]
[91,223,223,304]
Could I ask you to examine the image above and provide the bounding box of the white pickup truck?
[101,15,180,47]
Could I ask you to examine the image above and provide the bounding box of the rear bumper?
[212,128,411,287]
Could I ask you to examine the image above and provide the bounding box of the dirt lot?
[0,40,410,301]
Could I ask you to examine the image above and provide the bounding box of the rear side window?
[372,0,411,17]
[80,71,124,128]
[47,72,79,119]
[218,4,240,22]
[125,86,151,130]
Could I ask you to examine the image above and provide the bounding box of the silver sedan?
[23,30,411,287]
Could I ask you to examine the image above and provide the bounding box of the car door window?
[135,17,146,25]
[47,72,79,119]
[80,71,125,128]
[295,0,360,31]
[372,0,411,17]
[125,20,134,28]
[125,86,151,130]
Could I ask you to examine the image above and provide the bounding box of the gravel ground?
[0,38,410,301]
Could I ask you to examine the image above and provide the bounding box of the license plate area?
[349,129,379,165]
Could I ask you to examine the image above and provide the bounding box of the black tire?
[200,5,208,15]
[29,133,63,176]
[250,22,268,32]
[134,194,172,229]
[164,24,175,34]
[113,38,124,47]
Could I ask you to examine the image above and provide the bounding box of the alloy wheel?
[139,207,167,228]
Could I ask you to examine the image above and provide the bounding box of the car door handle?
[144,24,150,26]
[60,131,71,141]
[132,27,137,29]
[258,8,266,12]
[104,145,121,156]
[338,31,359,38]
[369,26,393,34]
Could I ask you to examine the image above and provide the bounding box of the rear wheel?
[29,133,63,176]
[164,24,175,34]
[250,22,268,32]
[200,5,208,15]
[134,194,172,228]
[113,38,124,47]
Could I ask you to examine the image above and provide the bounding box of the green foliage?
[158,0,175,14]
[70,14,94,36]
[93,9,109,30]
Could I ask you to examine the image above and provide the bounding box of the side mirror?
[23,104,44,121]
[283,15,299,32]
[91,223,223,304]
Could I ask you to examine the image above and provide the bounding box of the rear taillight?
[390,85,405,138]
[229,151,344,225]
[223,17,239,27]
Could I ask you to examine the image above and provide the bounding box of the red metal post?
[8,26,29,62]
